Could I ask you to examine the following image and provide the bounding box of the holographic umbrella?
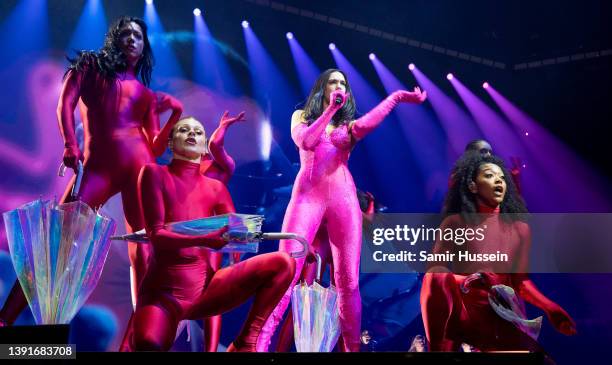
[111,215,309,258]
[291,254,340,352]
[3,198,116,325]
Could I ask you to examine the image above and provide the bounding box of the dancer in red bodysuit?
[0,17,182,327]
[420,153,576,352]
[130,116,295,351]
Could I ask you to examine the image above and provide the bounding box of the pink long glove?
[291,90,348,151]
[351,87,427,141]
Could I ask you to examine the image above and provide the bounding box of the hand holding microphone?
[329,89,349,109]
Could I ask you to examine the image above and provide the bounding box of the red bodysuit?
[0,60,177,325]
[420,205,541,351]
[130,159,295,351]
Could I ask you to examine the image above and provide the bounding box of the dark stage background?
[0,1,610,362]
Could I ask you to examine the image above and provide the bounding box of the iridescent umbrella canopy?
[111,214,309,258]
[291,254,341,352]
[3,199,116,325]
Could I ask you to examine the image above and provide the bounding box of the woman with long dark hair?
[0,16,183,328]
[420,153,576,352]
[256,68,427,352]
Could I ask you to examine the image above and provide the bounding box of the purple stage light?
[286,32,293,40]
[483,82,489,89]
[408,63,415,71]
[525,132,529,136]
[447,73,454,80]
[193,8,201,16]
[369,53,376,60]
[328,43,336,50]
[241,20,249,28]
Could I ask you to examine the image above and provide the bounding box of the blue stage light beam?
[67,0,108,52]
[143,0,184,83]
[193,11,240,95]
[287,34,320,98]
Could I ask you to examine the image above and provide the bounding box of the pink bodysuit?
[257,90,423,352]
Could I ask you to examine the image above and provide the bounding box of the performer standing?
[131,116,295,351]
[420,153,576,352]
[0,17,182,326]
[256,69,427,352]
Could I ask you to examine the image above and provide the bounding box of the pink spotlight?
[193,8,201,16]
[286,32,293,40]
[241,20,249,28]
[525,132,529,136]
[447,73,454,80]
[369,53,376,60]
[483,82,489,89]
[329,43,336,50]
[408,63,415,71]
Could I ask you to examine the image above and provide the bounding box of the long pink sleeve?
[291,106,338,151]
[351,90,411,141]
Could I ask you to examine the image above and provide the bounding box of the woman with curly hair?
[0,16,183,328]
[420,153,576,352]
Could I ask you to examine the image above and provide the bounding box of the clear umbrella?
[111,217,309,258]
[291,254,341,352]
[3,198,116,324]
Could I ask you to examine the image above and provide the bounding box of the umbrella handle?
[260,232,309,258]
[315,253,322,283]
[58,161,84,199]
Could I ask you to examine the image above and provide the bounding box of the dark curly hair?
[443,153,527,223]
[302,69,356,126]
[65,16,154,86]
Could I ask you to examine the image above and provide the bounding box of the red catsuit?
[130,159,295,351]
[0,60,179,325]
[119,119,237,352]
[419,205,542,351]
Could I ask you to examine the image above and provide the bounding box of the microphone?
[334,95,343,105]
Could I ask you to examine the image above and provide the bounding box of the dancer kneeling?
[131,115,296,351]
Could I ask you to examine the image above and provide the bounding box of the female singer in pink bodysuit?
[0,16,183,327]
[131,116,295,351]
[257,69,427,352]
[420,153,576,352]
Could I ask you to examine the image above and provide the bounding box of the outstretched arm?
[207,111,246,179]
[350,87,427,141]
[57,70,84,172]
[144,91,184,157]
[513,223,576,335]
[291,90,347,151]
[138,165,228,250]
